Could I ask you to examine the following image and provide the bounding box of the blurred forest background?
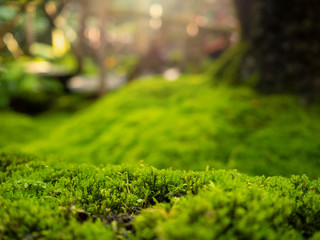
[1,0,320,178]
[0,0,237,113]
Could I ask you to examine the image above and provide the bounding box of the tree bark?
[233,0,253,41]
[233,0,320,100]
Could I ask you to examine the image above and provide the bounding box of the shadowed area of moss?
[1,152,320,239]
[3,75,319,178]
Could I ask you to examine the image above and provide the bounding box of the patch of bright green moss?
[9,75,320,178]
[1,152,320,239]
[0,112,43,148]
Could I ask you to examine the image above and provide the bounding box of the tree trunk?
[233,0,253,41]
[234,0,320,101]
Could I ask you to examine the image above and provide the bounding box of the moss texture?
[3,75,319,178]
[1,152,320,239]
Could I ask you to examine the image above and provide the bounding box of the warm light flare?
[163,68,180,81]
[25,61,52,74]
[52,29,70,57]
[85,27,101,49]
[3,33,23,58]
[149,4,163,19]
[186,23,199,37]
[45,1,57,16]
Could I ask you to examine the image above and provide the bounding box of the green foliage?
[7,75,320,178]
[0,59,63,111]
[1,152,320,239]
[0,4,17,21]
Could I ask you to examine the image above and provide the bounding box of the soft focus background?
[1,0,320,178]
[0,0,237,106]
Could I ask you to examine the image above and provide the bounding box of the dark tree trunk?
[233,0,253,41]
[234,0,320,101]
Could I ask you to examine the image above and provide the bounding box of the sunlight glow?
[85,27,101,49]
[186,24,199,37]
[25,61,53,74]
[52,29,70,57]
[3,33,23,58]
[163,68,180,81]
[149,4,163,19]
[45,1,57,16]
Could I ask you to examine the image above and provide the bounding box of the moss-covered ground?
[1,152,320,239]
[3,75,320,178]
[1,75,320,239]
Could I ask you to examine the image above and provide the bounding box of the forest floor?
[1,74,320,239]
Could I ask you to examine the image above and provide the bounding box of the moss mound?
[7,75,319,178]
[1,152,320,239]
[0,112,41,148]
[0,111,70,149]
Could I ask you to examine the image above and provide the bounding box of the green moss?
[1,152,320,239]
[0,111,70,150]
[135,174,320,239]
[5,75,319,178]
[0,198,116,240]
[0,112,40,148]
